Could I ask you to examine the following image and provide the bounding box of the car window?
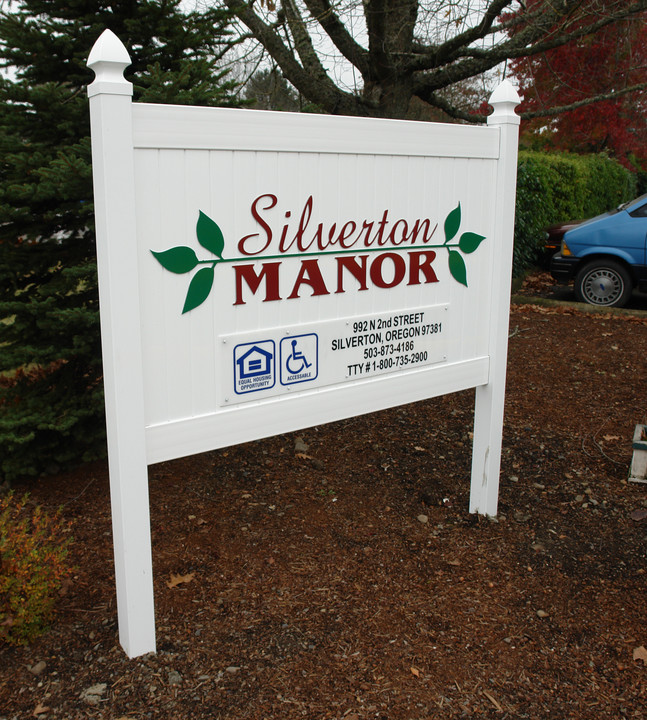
[629,202,647,218]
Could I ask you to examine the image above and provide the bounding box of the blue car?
[548,194,647,307]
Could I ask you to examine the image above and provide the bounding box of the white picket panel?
[136,149,497,443]
[131,102,501,158]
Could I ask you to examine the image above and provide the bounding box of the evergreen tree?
[0,0,237,482]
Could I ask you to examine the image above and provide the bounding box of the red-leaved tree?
[511,7,647,169]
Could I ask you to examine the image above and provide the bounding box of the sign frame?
[87,30,520,658]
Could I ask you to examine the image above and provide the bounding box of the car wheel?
[574,259,633,307]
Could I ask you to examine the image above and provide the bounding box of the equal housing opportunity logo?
[151,195,486,314]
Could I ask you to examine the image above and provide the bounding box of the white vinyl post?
[87,30,156,657]
[469,80,521,516]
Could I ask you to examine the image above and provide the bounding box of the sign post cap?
[488,79,521,126]
[87,29,132,96]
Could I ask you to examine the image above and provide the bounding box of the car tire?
[574,259,633,307]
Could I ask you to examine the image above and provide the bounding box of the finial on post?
[87,29,133,98]
[487,79,521,126]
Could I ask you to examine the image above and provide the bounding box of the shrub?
[0,492,72,645]
[513,151,638,277]
[635,168,647,195]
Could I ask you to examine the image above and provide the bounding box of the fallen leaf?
[602,434,620,442]
[167,572,195,589]
[295,452,313,460]
[410,666,420,677]
[447,559,461,566]
[33,703,50,717]
[414,446,426,452]
[633,646,647,664]
[630,509,647,521]
[58,575,74,597]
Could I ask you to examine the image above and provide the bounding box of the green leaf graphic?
[444,203,461,243]
[196,211,224,258]
[182,265,215,314]
[448,250,468,287]
[151,246,199,274]
[458,231,486,254]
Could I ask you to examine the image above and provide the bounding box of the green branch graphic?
[442,202,486,287]
[151,204,486,313]
[151,211,223,313]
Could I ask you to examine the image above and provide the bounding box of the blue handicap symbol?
[285,339,312,375]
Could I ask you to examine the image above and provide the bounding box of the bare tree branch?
[416,91,487,123]
[222,0,647,123]
[301,0,370,77]
[223,0,364,114]
[282,0,328,81]
[413,0,647,95]
[520,81,647,120]
[468,0,647,61]
[406,0,516,72]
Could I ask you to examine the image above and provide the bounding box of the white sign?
[87,29,520,658]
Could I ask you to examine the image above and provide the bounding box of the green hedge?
[513,152,638,277]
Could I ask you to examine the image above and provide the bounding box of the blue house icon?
[236,345,273,378]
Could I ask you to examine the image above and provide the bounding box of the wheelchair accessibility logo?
[280,334,318,386]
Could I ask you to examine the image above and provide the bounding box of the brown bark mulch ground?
[1,273,646,719]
